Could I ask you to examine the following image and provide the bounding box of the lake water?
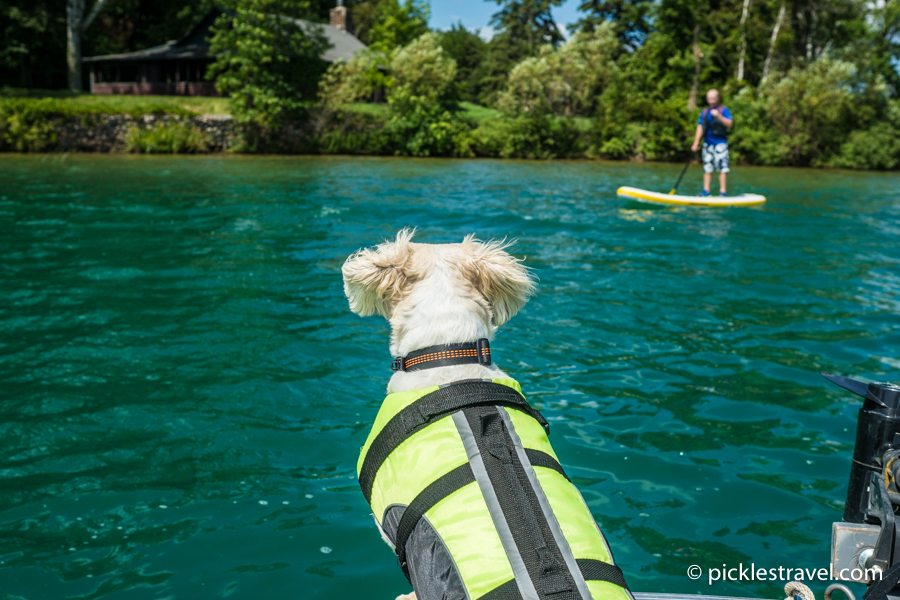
[1,154,899,600]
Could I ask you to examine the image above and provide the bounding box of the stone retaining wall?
[54,114,236,153]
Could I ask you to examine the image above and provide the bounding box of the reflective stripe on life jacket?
[357,378,633,600]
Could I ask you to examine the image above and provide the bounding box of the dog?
[342,230,631,600]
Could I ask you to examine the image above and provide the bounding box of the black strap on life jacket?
[391,338,492,372]
[394,463,477,575]
[577,559,631,590]
[359,380,550,504]
[477,561,631,600]
[479,579,523,600]
[392,448,567,582]
[466,405,575,599]
[524,448,570,481]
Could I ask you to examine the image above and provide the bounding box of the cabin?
[83,6,364,96]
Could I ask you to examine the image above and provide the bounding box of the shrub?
[389,32,458,114]
[316,32,465,156]
[724,87,786,165]
[497,24,619,117]
[384,104,474,156]
[318,51,386,109]
[472,115,583,159]
[826,100,900,169]
[319,129,393,155]
[762,58,864,166]
[829,125,900,169]
[125,122,209,154]
[589,89,692,161]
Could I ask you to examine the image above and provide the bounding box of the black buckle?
[390,357,405,372]
[476,338,491,366]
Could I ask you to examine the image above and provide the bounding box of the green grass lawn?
[1,88,539,126]
[343,101,502,123]
[0,88,230,114]
[343,102,388,118]
[459,102,501,123]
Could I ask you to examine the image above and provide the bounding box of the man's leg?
[716,143,730,195]
[701,144,713,194]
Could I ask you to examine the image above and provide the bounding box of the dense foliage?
[208,0,330,151]
[125,122,209,153]
[3,0,900,167]
[312,0,900,167]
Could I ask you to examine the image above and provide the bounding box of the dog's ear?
[462,235,536,327]
[342,229,416,318]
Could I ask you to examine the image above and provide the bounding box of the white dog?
[343,228,534,395]
[343,230,631,600]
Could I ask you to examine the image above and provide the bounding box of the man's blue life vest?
[357,378,633,600]
[700,106,731,143]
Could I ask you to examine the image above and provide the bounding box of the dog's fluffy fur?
[342,230,537,600]
[342,229,536,394]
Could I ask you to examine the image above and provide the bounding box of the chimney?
[329,1,352,32]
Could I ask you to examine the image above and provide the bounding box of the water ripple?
[1,155,899,599]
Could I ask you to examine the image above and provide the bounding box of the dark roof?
[84,8,366,64]
[82,42,210,63]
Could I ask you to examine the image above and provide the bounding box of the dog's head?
[342,229,535,338]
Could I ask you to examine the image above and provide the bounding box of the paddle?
[669,151,695,195]
[670,102,711,195]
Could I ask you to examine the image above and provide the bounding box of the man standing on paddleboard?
[691,89,733,196]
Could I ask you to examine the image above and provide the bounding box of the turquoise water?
[1,154,899,600]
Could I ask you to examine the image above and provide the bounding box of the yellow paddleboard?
[617,186,766,206]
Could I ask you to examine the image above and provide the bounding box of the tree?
[317,31,455,113]
[389,31,457,112]
[571,0,652,50]
[1,0,63,89]
[497,24,619,116]
[489,0,565,58]
[2,0,223,90]
[347,0,380,44]
[761,1,785,82]
[438,23,487,102]
[653,0,707,108]
[66,0,110,91]
[368,0,429,52]
[208,0,330,149]
[317,48,385,109]
[765,57,860,164]
[736,0,751,80]
[855,0,900,94]
[471,35,523,105]
[83,1,218,56]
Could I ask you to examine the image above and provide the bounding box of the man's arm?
[711,109,734,128]
[691,124,704,152]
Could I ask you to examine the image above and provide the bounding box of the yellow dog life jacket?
[357,378,632,600]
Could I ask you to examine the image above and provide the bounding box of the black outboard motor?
[827,374,900,524]
[826,374,900,600]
